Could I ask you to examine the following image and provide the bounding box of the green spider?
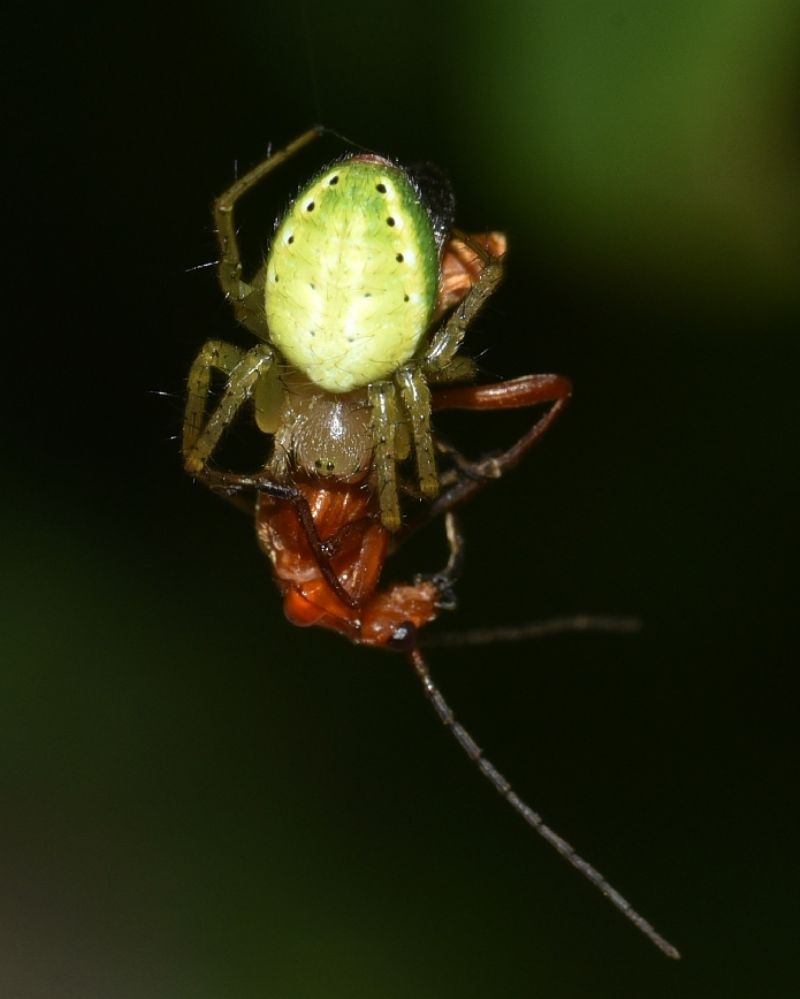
[182,126,505,532]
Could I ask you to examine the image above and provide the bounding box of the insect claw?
[460,455,503,481]
[415,572,458,611]
[435,588,458,612]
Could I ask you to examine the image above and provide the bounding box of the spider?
[181,127,679,959]
[182,127,570,535]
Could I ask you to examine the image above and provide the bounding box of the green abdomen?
[265,158,438,393]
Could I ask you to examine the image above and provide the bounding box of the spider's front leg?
[214,126,322,335]
[182,340,275,475]
[187,132,323,477]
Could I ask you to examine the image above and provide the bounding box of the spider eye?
[387,621,417,652]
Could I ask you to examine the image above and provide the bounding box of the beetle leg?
[411,511,464,611]
[417,374,572,527]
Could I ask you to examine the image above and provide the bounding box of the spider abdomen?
[265,158,439,393]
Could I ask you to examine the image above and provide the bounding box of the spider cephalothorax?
[183,128,505,531]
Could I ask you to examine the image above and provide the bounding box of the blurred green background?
[5,1,798,996]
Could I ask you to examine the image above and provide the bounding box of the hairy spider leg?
[367,381,404,534]
[432,231,507,330]
[422,228,505,377]
[364,232,507,528]
[408,645,680,959]
[183,341,275,474]
[400,230,507,500]
[396,365,437,498]
[214,126,322,334]
[183,128,322,475]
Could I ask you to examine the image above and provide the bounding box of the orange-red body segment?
[256,479,439,647]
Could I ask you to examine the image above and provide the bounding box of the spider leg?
[432,231,507,327]
[214,127,322,336]
[427,373,573,521]
[422,234,504,376]
[368,381,403,533]
[183,340,275,474]
[395,365,438,498]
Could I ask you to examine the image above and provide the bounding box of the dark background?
[4,1,798,996]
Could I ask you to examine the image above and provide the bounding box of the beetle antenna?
[422,614,641,648]
[407,645,680,959]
